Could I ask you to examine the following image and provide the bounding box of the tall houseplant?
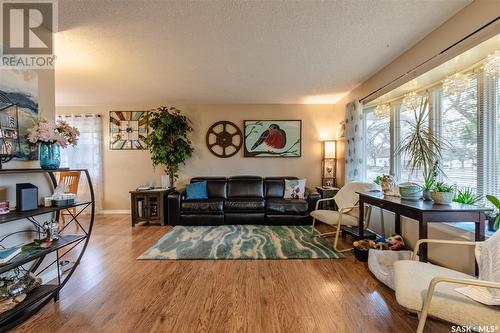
[397,95,443,179]
[146,106,193,188]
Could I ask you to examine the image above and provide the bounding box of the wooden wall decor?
[206,121,242,158]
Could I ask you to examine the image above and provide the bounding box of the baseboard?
[99,210,131,215]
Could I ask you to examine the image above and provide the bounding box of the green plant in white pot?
[431,182,455,205]
[146,106,194,188]
[396,95,443,200]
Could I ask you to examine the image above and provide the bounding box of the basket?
[353,247,369,262]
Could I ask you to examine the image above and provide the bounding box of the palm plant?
[397,95,443,180]
[486,195,500,230]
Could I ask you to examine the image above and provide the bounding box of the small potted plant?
[453,188,482,205]
[430,182,455,205]
[421,161,439,201]
[485,195,500,232]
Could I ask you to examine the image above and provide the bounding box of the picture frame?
[243,120,301,157]
[109,111,149,150]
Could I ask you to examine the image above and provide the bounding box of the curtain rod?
[359,16,500,103]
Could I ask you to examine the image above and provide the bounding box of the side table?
[130,188,175,226]
[315,186,339,210]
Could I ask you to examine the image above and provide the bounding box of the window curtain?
[57,114,103,211]
[345,100,364,182]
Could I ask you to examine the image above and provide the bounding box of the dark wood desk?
[357,191,491,263]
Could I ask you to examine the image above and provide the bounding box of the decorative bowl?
[399,183,422,201]
[430,191,454,205]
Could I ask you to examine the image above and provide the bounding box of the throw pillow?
[284,179,306,199]
[186,181,208,200]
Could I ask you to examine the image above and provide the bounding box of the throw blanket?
[456,230,500,305]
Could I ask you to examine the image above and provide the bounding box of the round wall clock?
[206,121,242,158]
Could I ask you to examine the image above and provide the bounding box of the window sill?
[444,222,495,239]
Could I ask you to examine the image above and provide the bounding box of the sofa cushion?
[186,181,208,200]
[181,199,224,214]
[225,198,265,212]
[228,176,263,198]
[266,198,308,215]
[264,177,298,198]
[191,177,227,198]
[284,179,306,199]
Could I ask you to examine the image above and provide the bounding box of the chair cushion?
[225,198,265,212]
[181,199,223,214]
[310,210,358,226]
[266,198,308,215]
[333,182,379,211]
[186,181,208,200]
[394,260,500,327]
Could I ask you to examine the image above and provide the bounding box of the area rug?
[137,225,344,260]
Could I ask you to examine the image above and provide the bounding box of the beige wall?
[56,104,344,211]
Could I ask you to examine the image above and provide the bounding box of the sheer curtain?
[345,100,364,182]
[57,114,103,211]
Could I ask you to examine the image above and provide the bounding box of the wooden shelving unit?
[0,168,95,331]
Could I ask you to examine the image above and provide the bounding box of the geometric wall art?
[109,111,149,150]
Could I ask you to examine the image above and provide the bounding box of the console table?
[357,191,491,263]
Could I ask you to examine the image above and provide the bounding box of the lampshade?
[323,140,336,159]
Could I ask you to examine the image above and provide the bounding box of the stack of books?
[0,247,21,264]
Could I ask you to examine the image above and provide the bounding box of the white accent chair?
[310,182,379,252]
[394,234,500,333]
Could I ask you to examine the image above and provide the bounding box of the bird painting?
[251,124,287,150]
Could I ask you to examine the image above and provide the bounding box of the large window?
[362,68,500,199]
[437,75,478,190]
[364,108,390,182]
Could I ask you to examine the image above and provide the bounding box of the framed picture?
[109,111,149,150]
[244,120,301,157]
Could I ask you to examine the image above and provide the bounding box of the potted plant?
[453,188,482,205]
[145,106,194,188]
[27,119,79,170]
[421,161,438,201]
[430,182,455,205]
[396,95,443,199]
[485,195,500,232]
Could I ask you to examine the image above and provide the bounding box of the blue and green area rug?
[138,225,344,260]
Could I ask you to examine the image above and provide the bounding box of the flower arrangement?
[27,119,79,148]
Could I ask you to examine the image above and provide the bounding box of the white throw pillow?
[284,179,306,199]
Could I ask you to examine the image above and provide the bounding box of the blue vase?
[39,142,61,170]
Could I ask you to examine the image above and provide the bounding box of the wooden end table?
[130,188,175,226]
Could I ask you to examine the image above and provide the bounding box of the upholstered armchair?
[394,233,500,333]
[310,182,379,252]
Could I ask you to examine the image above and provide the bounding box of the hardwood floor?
[12,215,452,333]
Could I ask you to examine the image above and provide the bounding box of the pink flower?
[26,118,80,148]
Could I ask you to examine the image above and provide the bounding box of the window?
[364,108,390,182]
[437,74,478,190]
[362,67,500,200]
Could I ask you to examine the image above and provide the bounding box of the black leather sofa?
[168,176,320,225]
